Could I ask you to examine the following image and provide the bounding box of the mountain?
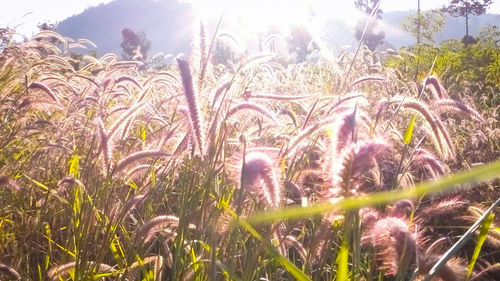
[56,0,500,57]
[56,0,195,56]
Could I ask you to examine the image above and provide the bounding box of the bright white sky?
[1,0,499,39]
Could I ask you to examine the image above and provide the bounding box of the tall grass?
[0,26,498,281]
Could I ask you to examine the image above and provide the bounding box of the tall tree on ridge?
[353,0,385,51]
[442,0,493,44]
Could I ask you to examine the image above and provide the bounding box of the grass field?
[0,25,499,281]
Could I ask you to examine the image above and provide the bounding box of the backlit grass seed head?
[198,21,208,91]
[136,215,196,244]
[417,196,467,223]
[112,194,147,223]
[424,75,448,100]
[360,208,379,229]
[56,177,84,196]
[0,263,21,280]
[329,109,370,155]
[107,101,146,141]
[177,57,205,154]
[389,200,414,218]
[433,99,485,123]
[241,151,282,209]
[115,150,170,173]
[329,139,390,198]
[374,98,390,121]
[365,216,418,276]
[283,235,307,262]
[0,176,21,192]
[434,118,456,158]
[226,102,281,124]
[136,215,180,244]
[28,81,62,105]
[95,118,112,170]
[464,205,500,248]
[47,262,113,281]
[412,148,447,178]
[400,99,454,159]
[470,263,500,281]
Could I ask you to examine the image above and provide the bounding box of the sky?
[1,0,499,39]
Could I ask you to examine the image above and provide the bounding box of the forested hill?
[56,0,500,55]
[56,0,195,56]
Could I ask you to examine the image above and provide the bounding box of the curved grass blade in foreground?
[422,196,500,281]
[243,158,500,225]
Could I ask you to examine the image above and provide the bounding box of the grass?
[0,24,499,281]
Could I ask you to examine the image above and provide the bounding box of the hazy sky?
[1,0,499,39]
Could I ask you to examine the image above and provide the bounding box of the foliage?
[401,9,445,44]
[353,0,385,51]
[443,0,493,18]
[385,35,500,98]
[442,0,494,40]
[287,25,313,62]
[120,28,151,60]
[354,0,383,18]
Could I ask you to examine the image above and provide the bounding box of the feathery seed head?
[240,150,282,208]
[177,57,205,155]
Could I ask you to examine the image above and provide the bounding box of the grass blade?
[466,212,494,279]
[422,196,500,281]
[403,115,416,145]
[244,159,500,225]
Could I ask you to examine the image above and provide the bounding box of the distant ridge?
[56,0,500,56]
[56,0,195,56]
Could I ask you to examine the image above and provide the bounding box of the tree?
[442,0,493,44]
[402,9,445,44]
[353,0,385,51]
[354,0,383,18]
[37,22,57,32]
[287,25,313,62]
[120,28,151,60]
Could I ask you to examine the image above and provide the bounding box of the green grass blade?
[403,115,416,144]
[244,159,500,225]
[336,240,350,281]
[423,196,500,281]
[68,154,80,179]
[225,207,312,281]
[467,212,495,279]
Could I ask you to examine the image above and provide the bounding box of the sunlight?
[190,0,362,34]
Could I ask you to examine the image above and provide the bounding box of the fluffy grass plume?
[241,150,282,209]
[177,57,206,154]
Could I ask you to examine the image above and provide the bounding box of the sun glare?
[191,0,362,34]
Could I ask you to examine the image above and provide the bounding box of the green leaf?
[68,155,80,179]
[244,159,500,225]
[336,240,350,281]
[403,115,416,144]
[467,212,495,279]
[23,175,50,191]
[73,184,82,228]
